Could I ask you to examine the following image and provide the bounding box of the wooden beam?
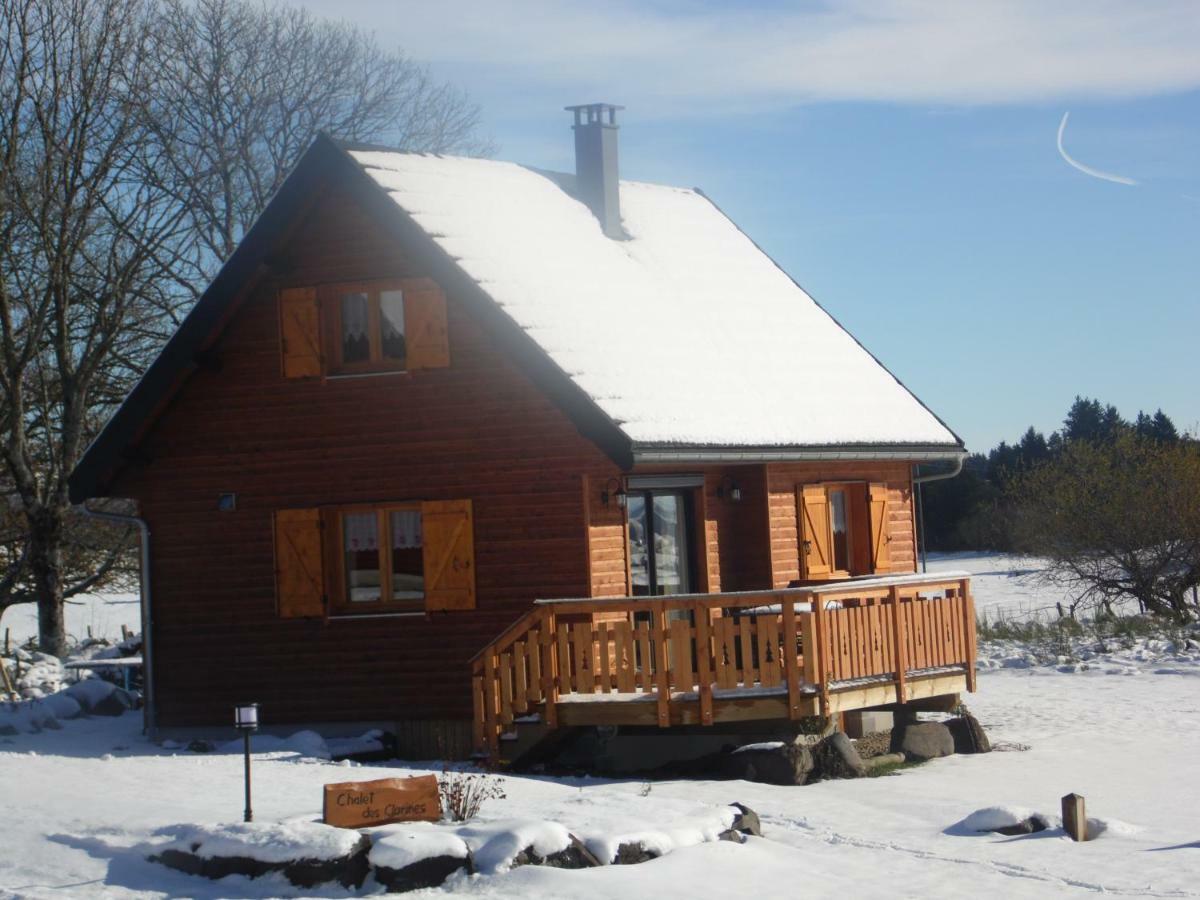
[653,606,671,728]
[542,613,558,727]
[1062,793,1088,842]
[695,606,714,725]
[483,652,499,757]
[471,675,485,753]
[780,594,802,719]
[963,579,978,692]
[889,585,907,704]
[811,590,830,718]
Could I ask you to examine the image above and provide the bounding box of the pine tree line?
[922,397,1185,550]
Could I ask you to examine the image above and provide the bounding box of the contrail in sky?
[1056,112,1137,186]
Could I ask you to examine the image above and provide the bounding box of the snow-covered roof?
[349,150,960,452]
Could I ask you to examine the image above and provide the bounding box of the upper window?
[328,282,408,374]
[277,277,450,380]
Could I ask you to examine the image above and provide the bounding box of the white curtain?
[343,513,377,550]
[391,510,422,549]
[341,293,369,339]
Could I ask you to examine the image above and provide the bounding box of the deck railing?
[470,572,976,758]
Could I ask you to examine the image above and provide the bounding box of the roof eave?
[631,443,968,465]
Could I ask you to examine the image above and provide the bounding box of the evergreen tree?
[1135,409,1179,443]
[1017,427,1049,467]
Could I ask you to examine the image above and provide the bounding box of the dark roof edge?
[691,187,968,454]
[70,135,635,503]
[632,443,968,465]
[69,135,346,504]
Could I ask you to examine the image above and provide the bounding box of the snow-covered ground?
[3,555,1199,898]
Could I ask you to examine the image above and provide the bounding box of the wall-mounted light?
[234,702,259,822]
[601,477,627,508]
[717,475,742,503]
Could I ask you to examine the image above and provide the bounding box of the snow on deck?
[348,149,960,449]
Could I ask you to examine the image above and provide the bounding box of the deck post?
[695,600,714,725]
[780,593,802,720]
[471,672,485,753]
[652,604,671,727]
[542,610,559,728]
[889,585,907,704]
[811,589,830,719]
[483,651,500,757]
[962,579,978,692]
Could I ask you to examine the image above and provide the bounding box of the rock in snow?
[150,821,371,888]
[946,712,992,754]
[958,806,1055,836]
[369,826,472,892]
[812,732,868,779]
[892,721,955,762]
[725,740,815,785]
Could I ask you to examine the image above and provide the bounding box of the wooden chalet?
[69,104,974,762]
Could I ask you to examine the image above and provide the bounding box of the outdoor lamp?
[601,478,627,509]
[234,702,259,730]
[234,702,259,822]
[718,475,742,503]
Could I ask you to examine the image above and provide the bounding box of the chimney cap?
[564,103,624,127]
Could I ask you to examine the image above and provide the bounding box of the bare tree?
[146,0,491,287]
[1011,433,1200,624]
[0,0,489,655]
[0,0,184,654]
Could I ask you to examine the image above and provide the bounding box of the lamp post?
[234,702,259,822]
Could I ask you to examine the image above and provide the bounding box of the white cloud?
[286,0,1200,114]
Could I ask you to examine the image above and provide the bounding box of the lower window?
[338,505,424,611]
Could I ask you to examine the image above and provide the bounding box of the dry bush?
[438,765,506,822]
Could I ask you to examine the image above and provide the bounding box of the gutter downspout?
[912,455,966,573]
[81,502,154,739]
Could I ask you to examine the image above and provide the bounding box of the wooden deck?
[470,573,976,760]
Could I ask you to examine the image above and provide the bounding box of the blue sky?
[290,1,1199,452]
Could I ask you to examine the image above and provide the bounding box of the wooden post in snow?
[1062,793,1087,842]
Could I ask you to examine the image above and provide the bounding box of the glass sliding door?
[628,490,694,597]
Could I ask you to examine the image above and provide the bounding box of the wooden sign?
[322,775,441,828]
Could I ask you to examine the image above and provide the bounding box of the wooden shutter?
[421,499,476,610]
[868,483,891,573]
[274,508,326,618]
[797,485,833,579]
[278,287,323,378]
[404,277,450,370]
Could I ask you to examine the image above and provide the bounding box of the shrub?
[1009,433,1200,624]
[437,766,506,822]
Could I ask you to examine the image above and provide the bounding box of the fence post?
[695,601,714,725]
[653,604,671,727]
[483,651,500,758]
[542,610,559,728]
[780,593,802,719]
[889,585,907,704]
[811,590,830,718]
[1062,793,1087,842]
[963,579,978,692]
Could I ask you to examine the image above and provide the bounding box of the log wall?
[765,461,917,587]
[112,189,611,727]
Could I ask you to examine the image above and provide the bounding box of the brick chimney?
[565,103,624,239]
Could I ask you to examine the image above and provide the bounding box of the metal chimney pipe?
[564,103,625,239]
